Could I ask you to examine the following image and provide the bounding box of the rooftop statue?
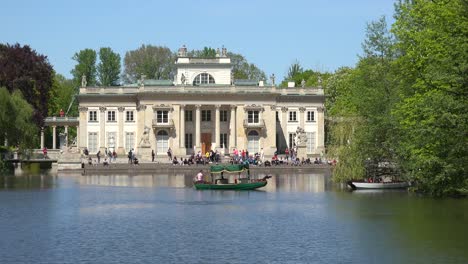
[301,79,305,87]
[81,75,87,87]
[270,74,276,86]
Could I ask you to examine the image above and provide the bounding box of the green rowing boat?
[193,164,270,190]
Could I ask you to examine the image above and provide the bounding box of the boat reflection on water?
[77,171,332,192]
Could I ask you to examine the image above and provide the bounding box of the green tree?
[71,49,97,87]
[123,44,175,83]
[0,43,53,126]
[228,52,266,81]
[188,47,217,58]
[97,47,121,86]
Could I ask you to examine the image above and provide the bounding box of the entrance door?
[201,133,212,154]
[157,130,169,155]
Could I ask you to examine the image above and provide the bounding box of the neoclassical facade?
[77,46,325,161]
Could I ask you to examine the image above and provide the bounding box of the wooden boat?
[193,164,270,190]
[347,180,409,190]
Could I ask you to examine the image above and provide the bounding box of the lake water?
[0,172,467,264]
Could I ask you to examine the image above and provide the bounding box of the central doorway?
[201,133,212,154]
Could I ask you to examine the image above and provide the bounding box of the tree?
[97,47,121,86]
[286,60,303,80]
[188,47,217,58]
[123,44,175,83]
[71,49,97,87]
[0,43,54,126]
[227,52,266,81]
[48,73,77,117]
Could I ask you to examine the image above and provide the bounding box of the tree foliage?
[0,43,53,126]
[123,44,175,83]
[188,47,217,58]
[71,49,97,87]
[280,61,332,87]
[97,47,121,86]
[227,52,266,81]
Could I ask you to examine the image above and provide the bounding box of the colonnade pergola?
[41,117,79,149]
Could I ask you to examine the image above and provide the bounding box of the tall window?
[185,110,193,122]
[289,111,297,122]
[125,132,134,152]
[247,130,259,154]
[156,130,169,154]
[107,111,116,122]
[247,111,259,123]
[107,132,116,151]
[220,133,228,149]
[307,111,315,122]
[202,110,211,121]
[289,133,296,148]
[89,111,97,122]
[185,133,193,149]
[157,110,169,123]
[126,111,134,122]
[88,132,98,152]
[193,73,215,85]
[307,132,316,153]
[220,110,228,122]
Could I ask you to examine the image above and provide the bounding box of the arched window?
[247,130,260,154]
[156,130,169,154]
[193,73,215,85]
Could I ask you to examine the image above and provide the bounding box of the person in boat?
[196,170,204,182]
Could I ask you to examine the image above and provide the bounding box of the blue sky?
[1,0,396,81]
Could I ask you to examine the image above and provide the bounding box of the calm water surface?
[0,172,467,264]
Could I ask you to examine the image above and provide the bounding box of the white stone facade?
[77,52,325,160]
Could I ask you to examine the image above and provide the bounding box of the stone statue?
[295,126,307,147]
[221,46,227,57]
[181,73,186,85]
[139,75,146,87]
[318,76,322,87]
[81,75,87,87]
[139,126,151,147]
[270,74,276,86]
[301,79,305,88]
[216,48,220,57]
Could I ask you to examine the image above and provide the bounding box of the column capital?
[180,104,186,110]
[118,106,125,112]
[137,104,147,111]
[299,107,306,113]
[78,106,88,112]
[270,105,277,111]
[99,106,107,112]
[317,106,324,113]
[195,104,202,109]
[215,104,221,110]
[281,107,288,113]
[230,105,237,110]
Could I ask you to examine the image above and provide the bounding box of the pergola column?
[195,105,201,148]
[215,105,220,149]
[229,105,236,150]
[52,126,57,149]
[40,127,45,149]
[180,105,185,147]
[76,125,80,148]
[64,126,69,147]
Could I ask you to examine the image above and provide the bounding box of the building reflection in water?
[78,170,331,192]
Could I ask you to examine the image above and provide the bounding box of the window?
[125,132,134,152]
[157,111,169,123]
[89,111,97,122]
[247,111,259,123]
[156,130,169,154]
[307,132,316,153]
[289,133,296,148]
[220,133,228,149]
[289,111,297,122]
[193,73,215,85]
[247,130,259,154]
[220,110,228,122]
[185,110,193,122]
[107,111,116,122]
[276,111,279,122]
[185,133,193,149]
[126,111,134,122]
[107,132,116,151]
[202,110,211,121]
[307,111,315,122]
[88,132,98,153]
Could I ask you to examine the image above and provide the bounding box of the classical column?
[281,107,288,150]
[229,105,236,149]
[78,106,88,150]
[180,105,185,148]
[215,105,220,149]
[299,107,306,128]
[76,125,80,148]
[317,106,325,152]
[40,127,44,149]
[118,107,125,154]
[52,126,57,149]
[64,126,68,148]
[99,106,106,152]
[195,105,201,148]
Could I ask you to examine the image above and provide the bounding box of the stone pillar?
[195,105,201,148]
[52,126,57,149]
[281,107,288,151]
[78,106,88,150]
[40,127,44,149]
[99,106,106,152]
[215,104,220,149]
[118,106,125,154]
[64,126,68,147]
[299,107,306,128]
[180,105,185,148]
[229,105,236,150]
[76,125,80,148]
[317,106,325,153]
[136,104,147,152]
[235,105,245,150]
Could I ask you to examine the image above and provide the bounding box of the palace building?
[76,46,325,161]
